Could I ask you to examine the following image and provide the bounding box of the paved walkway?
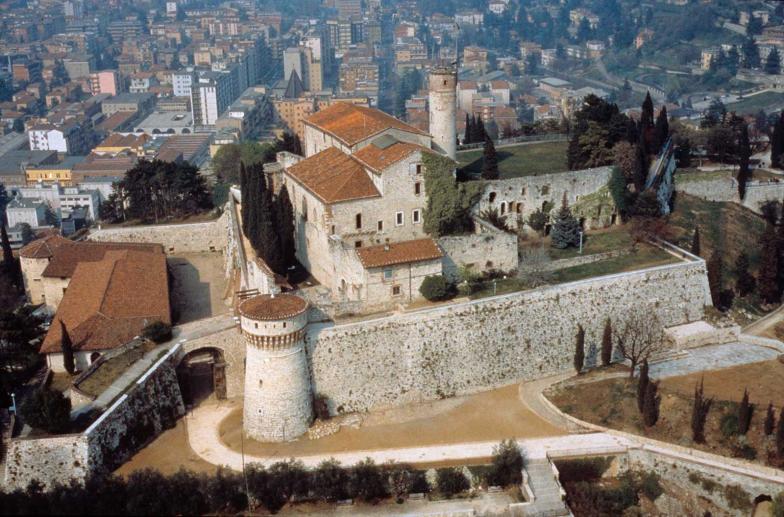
[648,341,780,379]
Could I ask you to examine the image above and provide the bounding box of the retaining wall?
[676,173,784,214]
[439,220,519,282]
[305,259,712,415]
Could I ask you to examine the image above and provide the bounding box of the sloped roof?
[356,238,443,269]
[352,140,433,174]
[40,249,171,354]
[283,70,305,99]
[41,241,163,278]
[286,147,381,204]
[304,103,428,147]
[239,294,308,321]
[19,234,71,259]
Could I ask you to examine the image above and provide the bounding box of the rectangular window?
[416,164,422,174]
[412,209,421,223]
[395,211,404,226]
[377,220,383,231]
[354,240,362,248]
[355,213,362,229]
[392,285,401,296]
[414,182,421,195]
[383,268,393,280]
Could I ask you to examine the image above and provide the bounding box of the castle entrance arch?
[177,347,227,406]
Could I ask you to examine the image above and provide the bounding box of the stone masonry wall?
[675,173,784,214]
[439,223,518,282]
[305,260,710,415]
[180,326,246,399]
[88,211,229,254]
[4,348,185,489]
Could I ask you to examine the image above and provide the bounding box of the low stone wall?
[675,172,784,214]
[306,259,711,415]
[3,346,185,489]
[439,219,519,282]
[520,249,629,273]
[89,211,229,254]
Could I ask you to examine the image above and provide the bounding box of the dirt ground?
[220,383,565,458]
[168,252,229,324]
[115,419,217,477]
[547,359,784,468]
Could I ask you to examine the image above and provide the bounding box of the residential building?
[89,70,122,96]
[6,198,48,228]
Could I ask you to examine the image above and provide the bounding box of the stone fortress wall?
[438,217,519,281]
[675,171,784,214]
[475,166,615,230]
[4,346,185,489]
[304,258,711,415]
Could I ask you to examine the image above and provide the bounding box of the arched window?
[488,192,497,203]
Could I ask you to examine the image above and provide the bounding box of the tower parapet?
[428,66,457,160]
[240,294,313,442]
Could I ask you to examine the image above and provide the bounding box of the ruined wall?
[88,211,229,254]
[305,260,710,415]
[439,221,519,281]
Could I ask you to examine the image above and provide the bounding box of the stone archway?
[752,494,773,517]
[177,347,227,406]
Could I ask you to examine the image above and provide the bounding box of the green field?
[457,140,569,179]
[726,91,784,115]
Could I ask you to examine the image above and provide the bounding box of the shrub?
[410,470,431,494]
[638,472,663,501]
[313,394,330,420]
[720,413,739,438]
[724,484,751,511]
[436,468,469,498]
[772,491,784,517]
[141,321,173,343]
[206,466,247,513]
[19,386,71,434]
[731,442,757,460]
[488,439,525,486]
[349,458,387,502]
[688,472,718,493]
[419,275,454,301]
[311,459,348,502]
[555,457,612,483]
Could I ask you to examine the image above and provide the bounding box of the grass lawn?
[457,141,569,179]
[545,225,634,261]
[725,91,784,115]
[547,244,678,284]
[75,341,156,398]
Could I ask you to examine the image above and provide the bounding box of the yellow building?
[25,156,85,185]
[94,133,150,156]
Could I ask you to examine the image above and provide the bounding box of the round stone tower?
[239,293,313,442]
[428,66,458,160]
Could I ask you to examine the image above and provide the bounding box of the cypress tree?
[691,378,713,443]
[574,325,585,374]
[240,162,248,235]
[1,222,13,274]
[777,406,784,458]
[737,124,751,200]
[464,113,472,144]
[654,105,669,153]
[691,226,701,256]
[476,117,486,142]
[637,358,649,414]
[470,115,481,144]
[735,252,756,296]
[759,223,781,304]
[244,164,262,250]
[275,185,296,271]
[481,136,499,180]
[608,166,629,219]
[642,380,660,427]
[632,143,648,192]
[258,187,283,273]
[641,92,654,130]
[550,195,581,249]
[707,250,723,307]
[738,388,754,435]
[772,113,784,169]
[764,403,776,436]
[60,321,75,375]
[601,318,612,367]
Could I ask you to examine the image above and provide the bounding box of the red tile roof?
[286,147,381,204]
[352,141,432,174]
[19,234,71,259]
[40,249,171,354]
[356,238,443,269]
[239,294,308,321]
[41,241,163,278]
[305,103,427,147]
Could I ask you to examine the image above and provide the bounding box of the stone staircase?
[519,458,571,517]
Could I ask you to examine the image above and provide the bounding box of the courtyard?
[167,252,230,324]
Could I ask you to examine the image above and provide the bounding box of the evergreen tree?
[244,163,262,250]
[550,195,581,249]
[738,388,755,435]
[640,92,655,149]
[0,222,12,274]
[60,321,75,375]
[766,47,782,75]
[601,318,613,367]
[608,166,629,219]
[765,403,776,436]
[642,380,660,427]
[742,37,761,69]
[239,162,249,235]
[476,117,486,141]
[574,325,585,374]
[632,143,648,192]
[481,136,499,180]
[258,187,284,273]
[637,358,650,414]
[275,185,296,271]
[777,406,784,458]
[654,106,669,153]
[691,378,713,443]
[470,115,482,144]
[464,113,472,144]
[707,250,723,307]
[735,252,756,296]
[759,223,781,304]
[691,226,701,256]
[772,112,784,169]
[737,124,751,200]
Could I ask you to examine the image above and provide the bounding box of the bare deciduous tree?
[615,310,665,379]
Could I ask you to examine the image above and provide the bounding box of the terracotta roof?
[19,234,71,259]
[97,132,150,148]
[239,294,308,321]
[42,240,163,278]
[304,103,427,146]
[40,249,170,354]
[286,147,381,204]
[356,238,443,269]
[352,141,432,174]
